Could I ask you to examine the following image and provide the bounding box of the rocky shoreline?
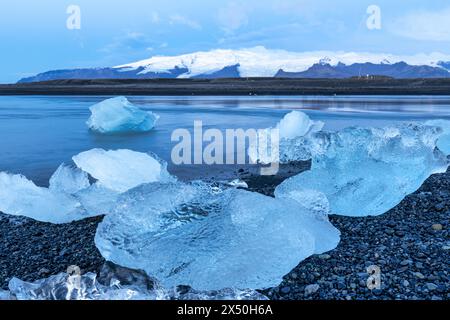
[0,163,448,300]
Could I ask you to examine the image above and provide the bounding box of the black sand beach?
[0,162,448,300]
[2,78,450,96]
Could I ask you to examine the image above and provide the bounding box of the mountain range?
[18,47,450,83]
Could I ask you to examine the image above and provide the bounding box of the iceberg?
[248,111,324,164]
[87,96,159,134]
[95,181,340,290]
[275,124,449,216]
[72,149,174,193]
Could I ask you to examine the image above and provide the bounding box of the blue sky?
[1,0,450,83]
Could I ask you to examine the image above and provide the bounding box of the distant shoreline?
[2,78,450,96]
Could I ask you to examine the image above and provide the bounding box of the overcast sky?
[1,0,450,83]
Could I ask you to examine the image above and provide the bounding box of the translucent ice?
[87,96,159,134]
[72,149,174,193]
[0,149,172,223]
[248,111,324,164]
[49,164,90,194]
[275,124,449,216]
[9,272,162,300]
[7,263,267,300]
[277,111,324,139]
[0,290,12,300]
[95,181,340,290]
[0,172,84,223]
[426,119,450,155]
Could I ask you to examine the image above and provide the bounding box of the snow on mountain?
[116,46,450,78]
[18,46,450,83]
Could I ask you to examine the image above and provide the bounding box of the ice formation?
[95,181,340,290]
[248,111,324,164]
[86,96,159,134]
[275,124,449,216]
[7,265,267,300]
[426,119,450,155]
[0,172,84,223]
[49,164,90,194]
[0,149,172,223]
[72,149,174,192]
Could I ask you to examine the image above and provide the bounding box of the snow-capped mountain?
[18,46,450,83]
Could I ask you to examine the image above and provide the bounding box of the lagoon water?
[1,95,450,186]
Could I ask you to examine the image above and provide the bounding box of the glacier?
[95,181,340,291]
[86,96,159,134]
[275,123,449,216]
[116,46,450,78]
[0,149,172,223]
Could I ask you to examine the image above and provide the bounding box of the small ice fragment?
[227,179,248,188]
[87,96,159,134]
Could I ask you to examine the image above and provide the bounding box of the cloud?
[100,32,163,54]
[389,8,450,42]
[169,14,202,30]
[150,12,161,24]
[217,2,249,34]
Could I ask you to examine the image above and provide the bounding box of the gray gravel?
[251,168,450,300]
[0,162,448,300]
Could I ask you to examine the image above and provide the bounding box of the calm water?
[1,95,450,185]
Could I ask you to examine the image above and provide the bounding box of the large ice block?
[95,181,340,290]
[275,124,449,216]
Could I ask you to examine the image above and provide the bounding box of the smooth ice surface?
[49,164,90,194]
[248,111,324,164]
[7,269,267,300]
[426,119,450,155]
[0,149,172,223]
[275,124,449,216]
[95,181,340,290]
[87,96,159,134]
[277,111,324,140]
[72,149,174,193]
[0,172,84,223]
